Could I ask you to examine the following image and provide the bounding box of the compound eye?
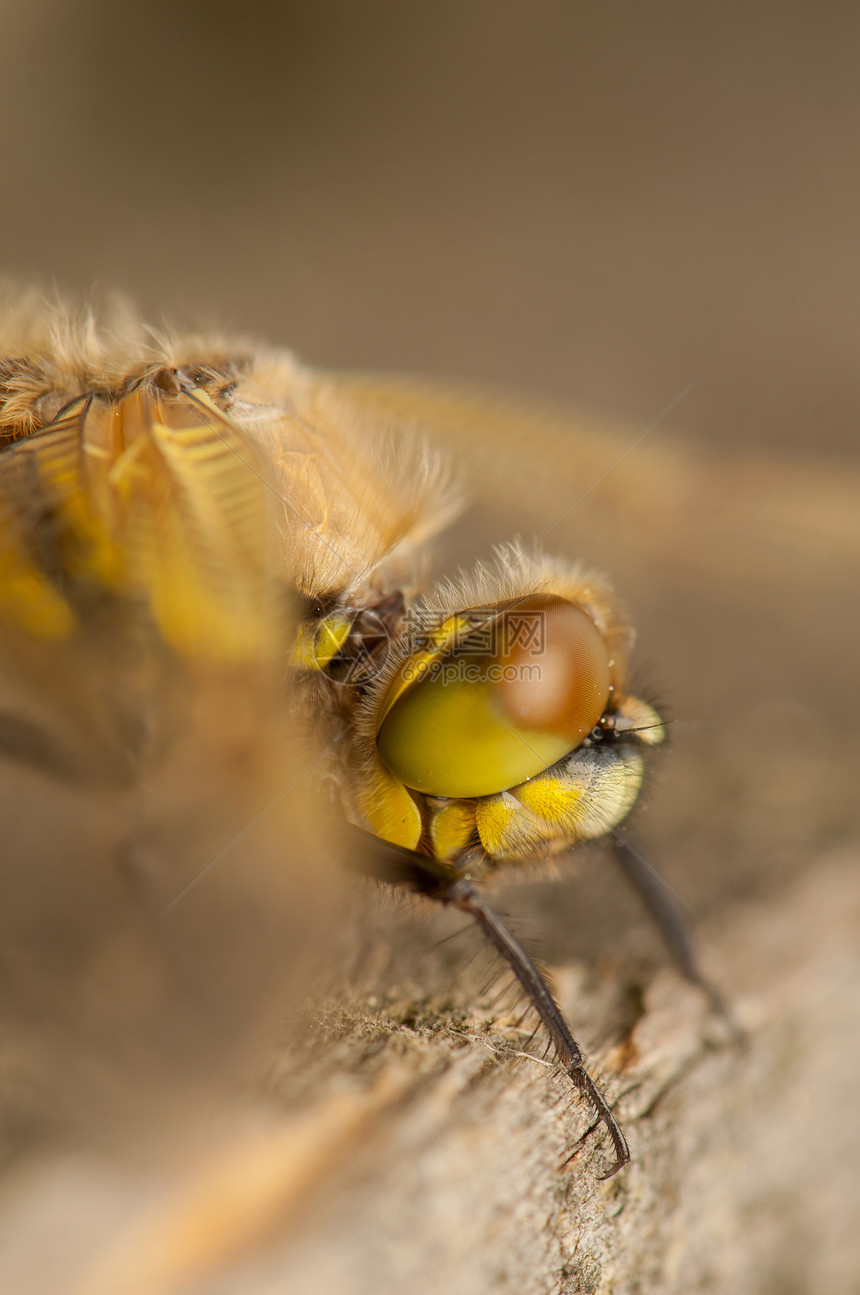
[376,595,611,799]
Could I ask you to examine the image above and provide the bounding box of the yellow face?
[0,297,663,876]
[306,562,663,866]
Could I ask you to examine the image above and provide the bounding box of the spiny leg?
[349,828,630,1178]
[610,832,745,1046]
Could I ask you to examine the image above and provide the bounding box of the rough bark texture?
[0,849,857,1295]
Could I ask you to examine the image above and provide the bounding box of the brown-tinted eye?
[496,595,611,738]
[376,594,612,799]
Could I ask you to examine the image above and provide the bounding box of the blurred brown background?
[2,0,859,458]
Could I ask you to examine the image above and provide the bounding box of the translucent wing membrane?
[0,359,344,1157]
[0,385,280,659]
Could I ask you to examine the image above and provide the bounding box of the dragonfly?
[0,294,728,1181]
